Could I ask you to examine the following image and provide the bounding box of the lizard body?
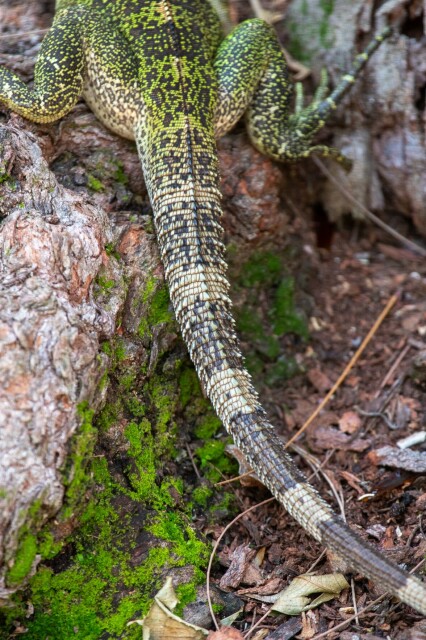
[1,0,425,617]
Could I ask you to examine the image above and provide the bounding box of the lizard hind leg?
[213,18,293,140]
[213,18,390,166]
[0,6,88,123]
[275,26,392,166]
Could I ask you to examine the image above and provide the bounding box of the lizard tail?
[139,122,426,615]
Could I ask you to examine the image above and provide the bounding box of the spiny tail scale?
[135,1,426,616]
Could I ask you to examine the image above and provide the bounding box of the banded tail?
[136,106,426,615]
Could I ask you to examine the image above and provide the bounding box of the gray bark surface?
[0,120,160,601]
[285,0,426,231]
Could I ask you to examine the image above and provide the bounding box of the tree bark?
[0,119,160,601]
[283,0,426,232]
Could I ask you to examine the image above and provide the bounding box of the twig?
[185,443,202,481]
[310,558,426,640]
[376,342,411,393]
[292,443,346,520]
[351,578,360,626]
[206,497,275,631]
[312,156,426,258]
[306,549,327,573]
[216,470,254,486]
[285,293,398,449]
[355,406,397,430]
[244,604,273,639]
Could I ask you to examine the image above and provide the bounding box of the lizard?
[0,0,425,618]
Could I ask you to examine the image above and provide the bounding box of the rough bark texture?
[284,0,426,231]
[0,120,159,601]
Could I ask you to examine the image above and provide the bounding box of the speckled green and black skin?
[1,0,425,615]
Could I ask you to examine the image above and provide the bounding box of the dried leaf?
[338,411,361,434]
[219,544,261,589]
[129,577,208,639]
[219,608,243,627]
[225,444,262,487]
[307,368,332,392]
[339,470,364,495]
[299,610,318,639]
[271,573,349,616]
[312,426,369,452]
[237,577,283,597]
[365,524,386,540]
[207,629,245,639]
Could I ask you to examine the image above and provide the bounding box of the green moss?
[6,534,37,586]
[101,340,112,356]
[232,250,308,386]
[148,513,209,571]
[105,242,121,260]
[194,413,222,440]
[239,251,281,287]
[179,367,200,409]
[264,357,300,386]
[97,397,122,432]
[113,162,129,185]
[174,582,197,616]
[285,19,314,64]
[87,174,104,192]
[124,394,145,417]
[138,280,173,338]
[319,0,334,48]
[114,338,127,362]
[120,372,136,391]
[272,277,309,339]
[124,418,157,502]
[237,306,264,341]
[1,267,231,638]
[62,402,97,518]
[192,485,213,507]
[37,532,63,561]
[210,491,236,520]
[0,172,18,190]
[146,375,177,449]
[11,444,207,639]
[195,440,235,483]
[13,458,208,637]
[98,370,109,391]
[196,440,225,467]
[95,275,116,296]
[27,567,105,639]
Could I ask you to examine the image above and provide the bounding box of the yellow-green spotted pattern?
[1,0,425,615]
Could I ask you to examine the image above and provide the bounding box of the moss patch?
[1,271,222,639]
[87,173,104,192]
[6,534,37,587]
[137,279,173,339]
[231,250,308,387]
[62,402,97,519]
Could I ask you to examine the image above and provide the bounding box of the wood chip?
[368,445,426,473]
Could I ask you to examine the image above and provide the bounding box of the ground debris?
[368,445,426,473]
